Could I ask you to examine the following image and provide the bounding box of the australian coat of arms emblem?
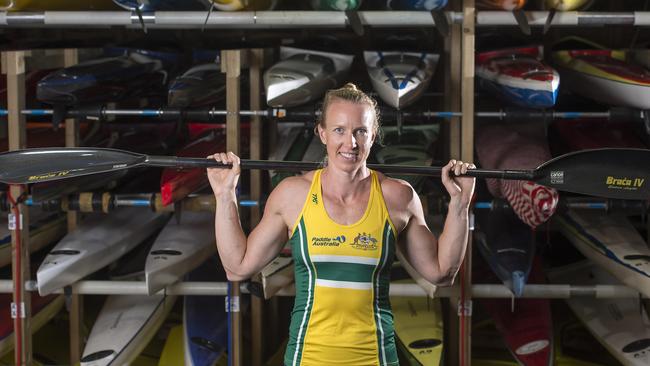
[351,232,378,251]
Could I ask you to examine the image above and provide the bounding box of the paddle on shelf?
[0,147,648,200]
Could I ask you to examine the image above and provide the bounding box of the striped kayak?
[0,0,117,10]
[264,47,354,108]
[547,261,650,366]
[476,45,559,109]
[474,209,534,297]
[0,294,64,356]
[552,37,650,110]
[475,123,559,229]
[81,294,177,366]
[310,0,361,10]
[556,210,650,298]
[183,257,228,366]
[145,211,216,295]
[364,51,439,110]
[477,0,526,10]
[391,279,443,365]
[37,208,171,295]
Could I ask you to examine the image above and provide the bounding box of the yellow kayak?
[391,279,443,366]
[0,0,119,10]
[541,0,593,11]
[158,325,185,366]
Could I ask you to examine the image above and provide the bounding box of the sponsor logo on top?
[351,232,378,251]
[311,235,345,247]
[28,170,70,181]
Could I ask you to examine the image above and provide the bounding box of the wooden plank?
[249,48,264,366]
[62,48,83,366]
[6,50,32,366]
[459,1,475,365]
[222,49,243,366]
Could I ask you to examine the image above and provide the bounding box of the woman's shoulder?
[375,171,417,207]
[270,171,316,200]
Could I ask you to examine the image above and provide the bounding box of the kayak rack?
[4,107,647,122]
[0,280,645,299]
[0,11,649,28]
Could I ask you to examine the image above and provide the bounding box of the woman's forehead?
[324,100,374,125]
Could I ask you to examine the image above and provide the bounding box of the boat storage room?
[0,0,649,365]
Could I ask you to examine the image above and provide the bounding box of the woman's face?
[318,99,376,172]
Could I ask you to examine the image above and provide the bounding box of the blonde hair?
[317,83,382,143]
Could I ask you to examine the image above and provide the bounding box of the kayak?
[476,256,553,366]
[0,294,64,356]
[112,0,210,11]
[538,0,593,10]
[368,0,448,10]
[476,45,559,109]
[160,128,226,206]
[211,0,276,11]
[475,123,559,229]
[552,37,650,110]
[183,257,228,366]
[0,212,67,268]
[556,210,650,299]
[310,0,361,10]
[0,0,118,10]
[364,51,439,110]
[81,294,177,366]
[145,211,216,295]
[269,126,313,187]
[37,49,177,107]
[251,245,294,299]
[264,47,354,108]
[547,261,650,366]
[158,325,185,366]
[476,0,526,10]
[37,208,171,295]
[168,63,226,108]
[474,208,534,297]
[391,279,443,365]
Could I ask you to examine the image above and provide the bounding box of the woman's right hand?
[207,151,241,198]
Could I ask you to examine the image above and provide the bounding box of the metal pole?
[0,281,644,299]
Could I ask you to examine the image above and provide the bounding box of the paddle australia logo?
[351,232,378,251]
[311,235,345,247]
[606,176,645,190]
[28,170,70,181]
[550,171,564,184]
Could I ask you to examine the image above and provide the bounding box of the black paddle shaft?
[145,155,535,180]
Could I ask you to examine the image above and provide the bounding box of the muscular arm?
[398,189,469,285]
[214,180,293,281]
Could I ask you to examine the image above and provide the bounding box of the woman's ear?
[317,124,327,145]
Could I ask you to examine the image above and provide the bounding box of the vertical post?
[63,48,83,366]
[459,1,475,365]
[444,1,463,364]
[249,48,264,366]
[5,50,31,366]
[222,49,242,366]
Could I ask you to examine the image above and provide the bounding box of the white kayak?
[37,208,170,295]
[144,211,216,295]
[80,294,176,366]
[547,261,650,366]
[556,210,650,298]
[364,51,439,109]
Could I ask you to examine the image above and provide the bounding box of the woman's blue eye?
[334,128,343,133]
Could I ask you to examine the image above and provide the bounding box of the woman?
[208,83,475,366]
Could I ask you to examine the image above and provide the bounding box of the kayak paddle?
[0,147,648,200]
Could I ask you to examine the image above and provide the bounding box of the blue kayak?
[370,0,448,10]
[183,257,228,366]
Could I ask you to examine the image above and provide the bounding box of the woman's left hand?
[441,159,476,206]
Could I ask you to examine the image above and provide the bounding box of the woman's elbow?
[225,268,252,282]
[430,267,460,287]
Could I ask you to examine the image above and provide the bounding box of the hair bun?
[343,83,359,91]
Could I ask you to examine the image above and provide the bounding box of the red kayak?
[477,256,553,366]
[0,293,63,354]
[475,123,559,229]
[550,119,647,152]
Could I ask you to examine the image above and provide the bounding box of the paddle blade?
[0,147,146,184]
[535,148,650,200]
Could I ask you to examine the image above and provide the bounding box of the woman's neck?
[321,165,371,200]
